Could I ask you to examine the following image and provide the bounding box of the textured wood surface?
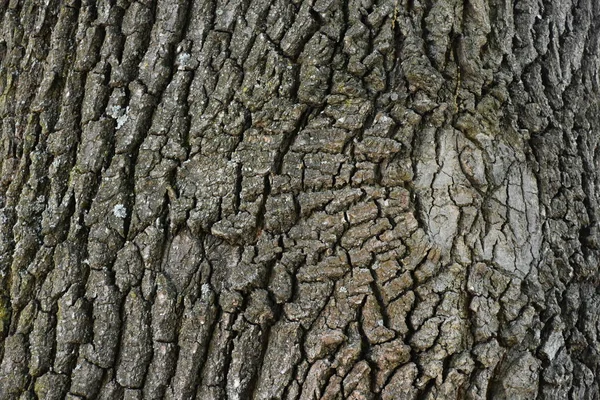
[1,0,600,398]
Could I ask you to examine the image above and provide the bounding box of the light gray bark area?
[0,0,599,399]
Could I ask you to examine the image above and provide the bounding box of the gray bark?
[0,0,599,399]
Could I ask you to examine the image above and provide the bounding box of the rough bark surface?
[1,0,600,399]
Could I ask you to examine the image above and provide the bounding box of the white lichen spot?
[109,105,129,129]
[116,115,127,129]
[113,204,127,219]
[339,286,348,293]
[108,105,122,119]
[177,52,191,64]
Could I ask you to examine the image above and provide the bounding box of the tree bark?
[1,0,599,399]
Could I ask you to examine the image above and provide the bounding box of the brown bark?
[1,0,599,399]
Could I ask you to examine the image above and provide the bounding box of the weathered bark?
[1,0,599,399]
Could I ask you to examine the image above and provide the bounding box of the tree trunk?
[1,0,599,399]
